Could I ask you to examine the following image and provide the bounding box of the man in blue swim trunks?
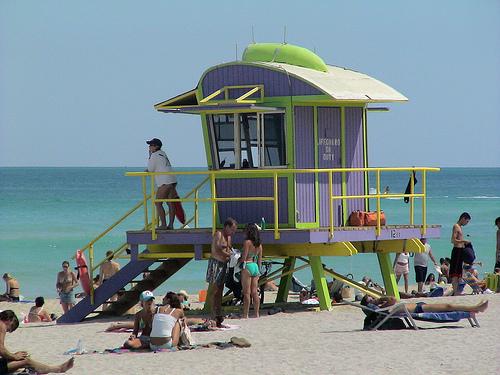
[206,217,237,327]
[361,295,488,315]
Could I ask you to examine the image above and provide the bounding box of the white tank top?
[150,308,177,338]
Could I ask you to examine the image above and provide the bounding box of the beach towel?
[190,323,240,332]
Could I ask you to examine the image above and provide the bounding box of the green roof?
[242,43,328,73]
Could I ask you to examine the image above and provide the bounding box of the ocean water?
[0,167,499,299]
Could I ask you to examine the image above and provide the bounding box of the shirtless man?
[205,217,237,327]
[0,310,74,374]
[99,251,121,306]
[56,261,79,313]
[450,212,471,296]
[123,291,156,349]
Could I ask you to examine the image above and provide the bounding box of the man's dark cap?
[146,138,162,148]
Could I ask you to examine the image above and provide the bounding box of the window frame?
[209,110,286,170]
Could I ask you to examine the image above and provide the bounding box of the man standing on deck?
[146,138,177,230]
[206,217,237,327]
[450,212,471,296]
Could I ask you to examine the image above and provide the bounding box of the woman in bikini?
[239,223,263,319]
[56,261,78,313]
[27,297,53,322]
[149,293,184,350]
[0,273,20,302]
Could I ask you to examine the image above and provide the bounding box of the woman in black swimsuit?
[0,273,20,302]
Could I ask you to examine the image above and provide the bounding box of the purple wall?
[317,107,342,226]
[216,177,288,224]
[202,64,322,99]
[345,107,366,214]
[294,107,316,223]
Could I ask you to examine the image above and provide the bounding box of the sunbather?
[123,291,155,349]
[361,295,489,314]
[27,297,54,323]
[150,294,184,350]
[462,264,494,294]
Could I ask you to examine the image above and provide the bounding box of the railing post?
[422,170,427,236]
[142,176,148,228]
[328,171,334,238]
[195,190,199,229]
[410,170,415,225]
[151,175,157,240]
[210,173,216,235]
[376,169,381,237]
[273,172,280,240]
[89,244,95,305]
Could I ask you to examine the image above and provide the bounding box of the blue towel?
[412,311,471,322]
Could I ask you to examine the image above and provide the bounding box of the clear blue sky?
[1,1,499,167]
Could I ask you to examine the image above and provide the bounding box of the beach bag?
[348,211,365,226]
[179,318,195,346]
[364,211,386,226]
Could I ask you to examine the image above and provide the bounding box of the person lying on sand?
[361,295,489,315]
[27,297,56,323]
[0,310,74,374]
[122,291,155,349]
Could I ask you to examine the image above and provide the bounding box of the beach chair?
[344,301,480,330]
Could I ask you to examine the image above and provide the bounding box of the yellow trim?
[126,166,439,238]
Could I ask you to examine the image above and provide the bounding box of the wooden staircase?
[57,253,190,323]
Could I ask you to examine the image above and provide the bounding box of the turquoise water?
[1,167,499,299]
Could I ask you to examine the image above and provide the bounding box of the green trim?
[313,106,320,226]
[340,107,347,224]
[276,257,296,303]
[201,114,213,169]
[377,253,400,300]
[309,256,332,310]
[242,43,328,72]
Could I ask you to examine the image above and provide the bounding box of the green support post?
[276,257,296,303]
[201,284,214,314]
[377,253,400,300]
[309,256,331,311]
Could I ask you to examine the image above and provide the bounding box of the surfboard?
[75,249,91,296]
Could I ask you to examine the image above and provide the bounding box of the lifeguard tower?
[58,43,440,323]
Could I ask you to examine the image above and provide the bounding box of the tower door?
[294,106,316,226]
[317,107,342,226]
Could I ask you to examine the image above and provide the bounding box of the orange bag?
[364,211,386,226]
[348,211,365,226]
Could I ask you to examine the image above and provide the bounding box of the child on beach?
[393,251,410,293]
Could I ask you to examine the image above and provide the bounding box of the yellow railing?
[72,176,209,304]
[126,167,439,241]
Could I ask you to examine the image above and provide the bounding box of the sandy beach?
[1,292,498,375]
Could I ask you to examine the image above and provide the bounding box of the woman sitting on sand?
[122,291,156,349]
[0,273,20,302]
[149,293,184,350]
[27,297,55,323]
[361,295,489,315]
[239,223,263,319]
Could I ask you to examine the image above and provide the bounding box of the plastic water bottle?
[76,339,84,354]
[260,217,266,230]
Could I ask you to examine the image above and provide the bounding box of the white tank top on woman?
[150,308,177,338]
